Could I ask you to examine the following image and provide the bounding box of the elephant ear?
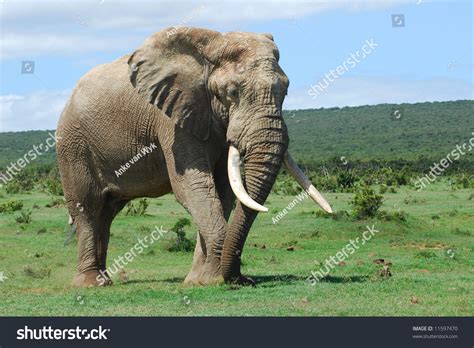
[128,28,219,141]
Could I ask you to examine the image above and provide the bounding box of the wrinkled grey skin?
[57,27,289,287]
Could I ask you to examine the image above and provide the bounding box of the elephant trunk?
[221,113,288,282]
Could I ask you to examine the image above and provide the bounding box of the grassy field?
[0,181,472,316]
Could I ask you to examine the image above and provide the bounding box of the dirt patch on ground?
[391,241,448,250]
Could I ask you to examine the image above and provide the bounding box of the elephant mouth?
[227,145,333,213]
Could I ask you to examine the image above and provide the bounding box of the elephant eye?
[226,84,239,101]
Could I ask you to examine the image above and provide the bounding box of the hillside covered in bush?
[284,100,473,164]
[0,100,472,172]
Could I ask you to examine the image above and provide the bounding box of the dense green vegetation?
[0,130,57,169]
[284,100,473,165]
[1,100,472,171]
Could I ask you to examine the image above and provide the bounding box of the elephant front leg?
[171,169,227,286]
[185,193,227,285]
[185,152,236,285]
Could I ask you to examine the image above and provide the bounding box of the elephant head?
[128,27,332,283]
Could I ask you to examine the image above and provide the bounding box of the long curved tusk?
[284,151,333,213]
[227,146,269,213]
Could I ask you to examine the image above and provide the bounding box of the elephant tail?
[64,215,77,247]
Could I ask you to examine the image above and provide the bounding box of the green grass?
[0,181,473,316]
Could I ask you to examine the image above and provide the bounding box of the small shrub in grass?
[272,175,302,195]
[5,181,21,194]
[0,200,23,213]
[5,173,34,194]
[351,185,383,219]
[125,198,149,216]
[392,210,408,221]
[310,174,339,192]
[452,174,474,189]
[43,176,64,196]
[15,210,32,224]
[336,170,357,190]
[165,218,195,252]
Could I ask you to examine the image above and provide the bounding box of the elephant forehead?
[223,32,278,53]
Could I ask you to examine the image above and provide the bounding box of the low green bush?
[5,172,34,194]
[351,185,384,219]
[125,198,149,216]
[15,210,32,224]
[0,200,23,213]
[165,218,195,252]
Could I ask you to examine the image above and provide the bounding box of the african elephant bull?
[56,27,332,287]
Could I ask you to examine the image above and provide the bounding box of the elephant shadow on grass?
[119,279,165,286]
[251,274,370,288]
[159,275,306,286]
[142,274,370,288]
[317,275,370,283]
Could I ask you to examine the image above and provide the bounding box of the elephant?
[56,27,332,287]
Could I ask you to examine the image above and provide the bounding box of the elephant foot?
[72,270,112,287]
[183,262,224,286]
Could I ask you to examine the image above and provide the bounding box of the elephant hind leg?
[70,208,106,287]
[71,197,126,288]
[60,159,124,287]
[97,197,128,276]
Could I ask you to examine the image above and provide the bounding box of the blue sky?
[0,0,472,131]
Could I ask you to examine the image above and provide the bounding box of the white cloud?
[0,33,144,60]
[0,0,411,59]
[0,90,70,131]
[284,76,473,109]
